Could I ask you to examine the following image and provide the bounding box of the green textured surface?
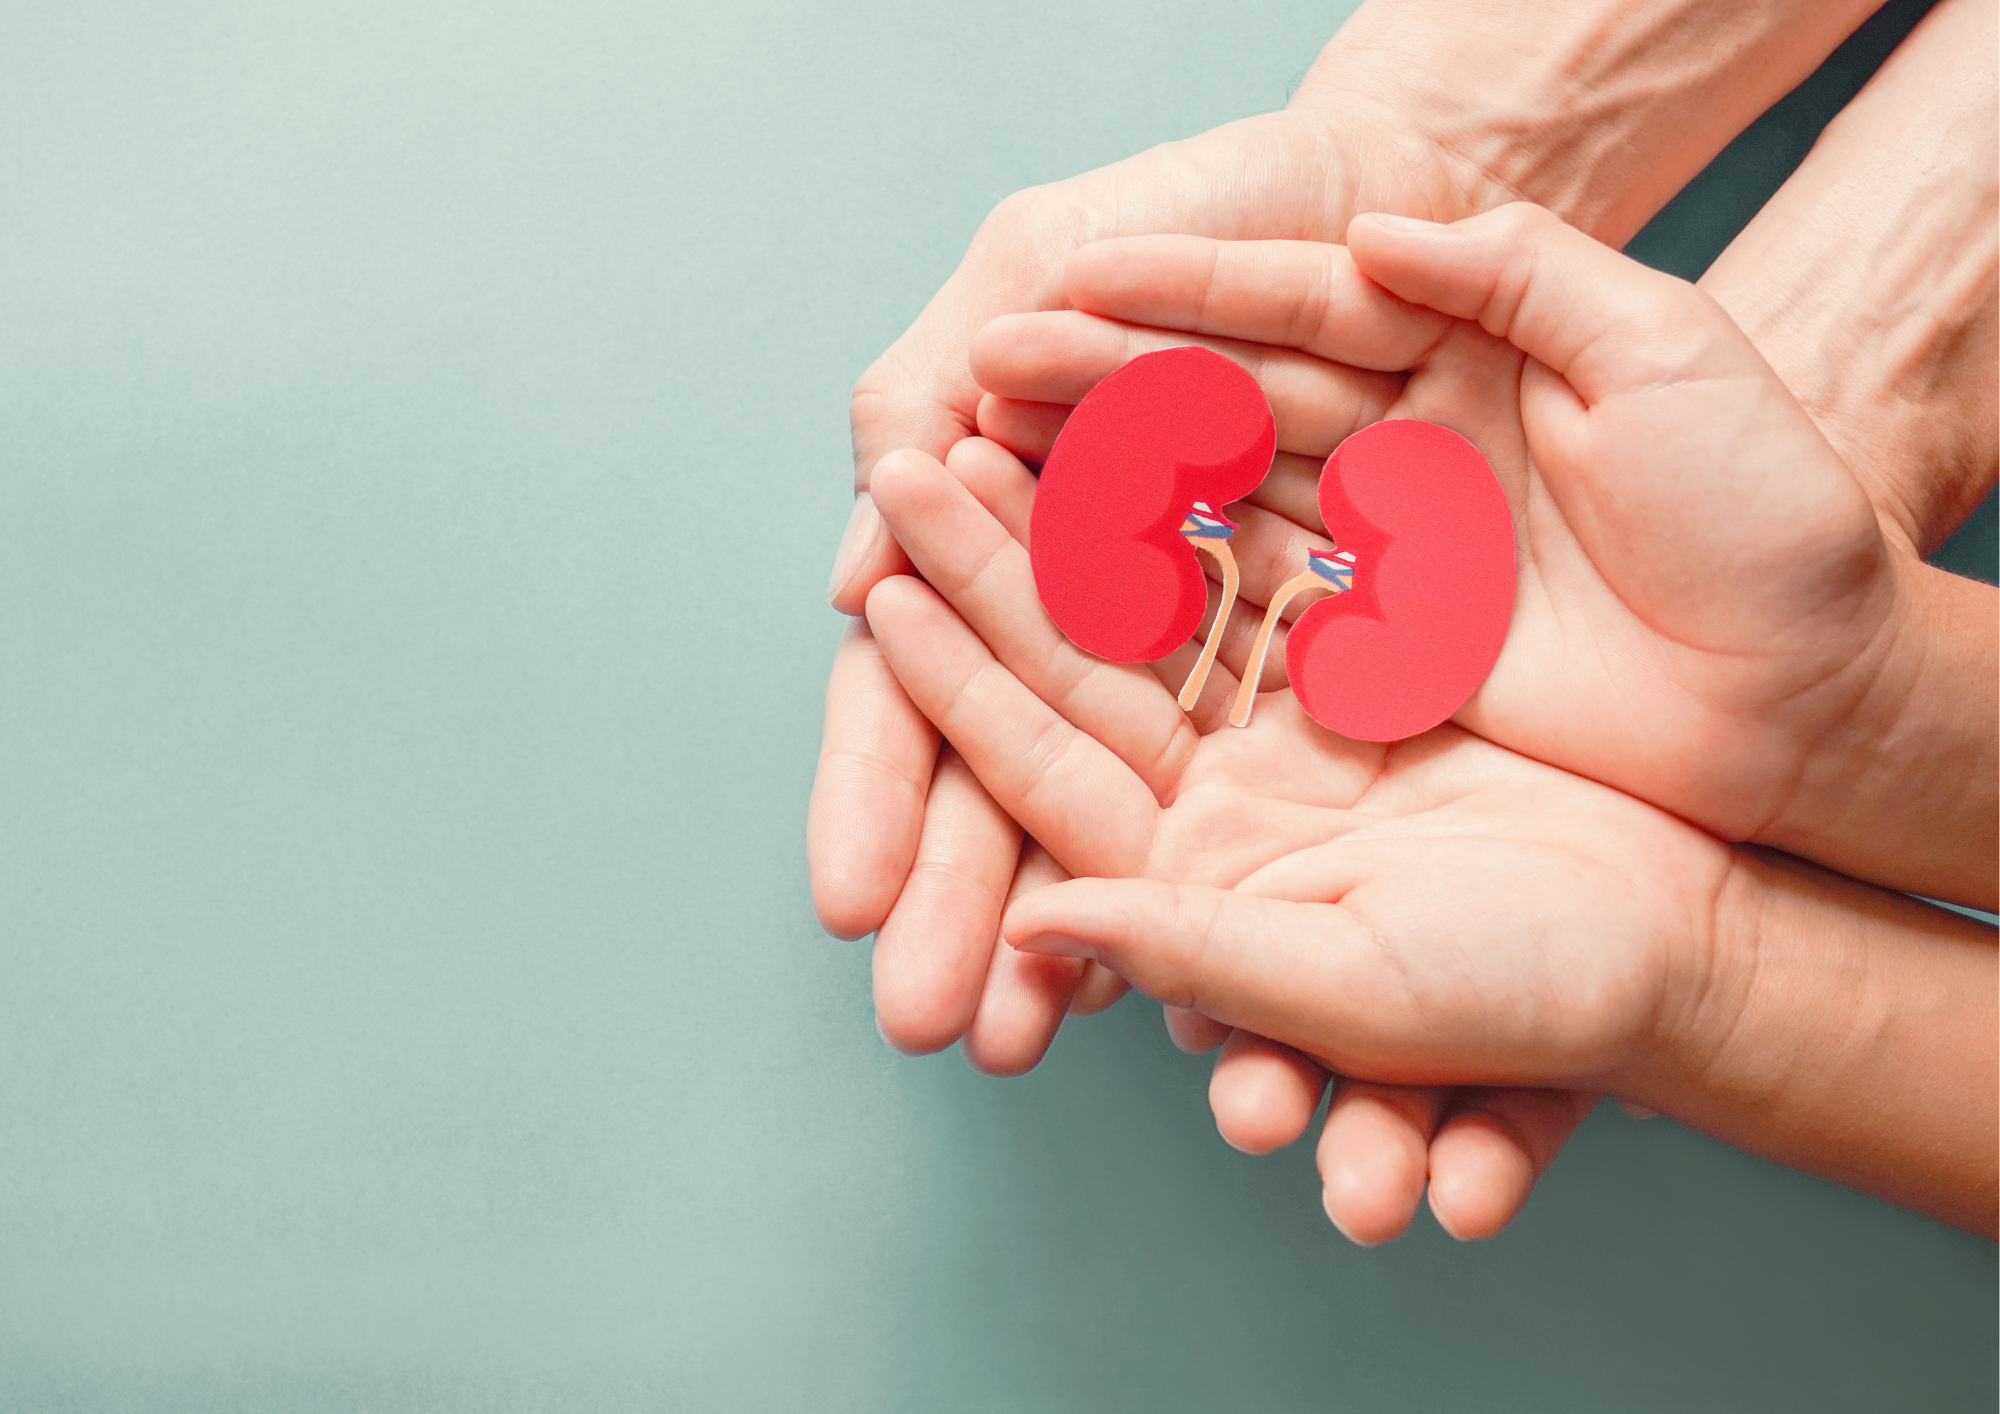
[0,1,1990,1409]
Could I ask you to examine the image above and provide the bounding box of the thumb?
[1003,877,1405,1067]
[834,348,975,613]
[1345,202,1754,405]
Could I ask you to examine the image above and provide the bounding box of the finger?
[807,619,939,939]
[1069,959,1128,1015]
[1345,204,1759,403]
[1064,234,1452,370]
[975,394,1069,468]
[868,448,1198,797]
[828,493,915,616]
[864,575,1158,881]
[973,843,1131,1018]
[1316,1082,1449,1246]
[964,839,1085,1075]
[1003,877,1416,1074]
[871,748,1022,1054]
[837,300,1000,614]
[1165,1008,1232,1054]
[1208,1030,1329,1154]
[970,311,1400,459]
[942,436,1038,546]
[1426,1088,1595,1240]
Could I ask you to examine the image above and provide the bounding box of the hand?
[1000,782,1999,1236]
[953,4,2000,1236]
[917,197,1990,1233]
[812,0,1892,1043]
[814,104,1475,1039]
[983,202,1995,909]
[864,436,1617,1239]
[811,1,1980,1240]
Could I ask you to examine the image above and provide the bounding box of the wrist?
[1625,846,1770,1117]
[1634,849,1825,1120]
[1637,847,1998,1233]
[1764,550,1999,909]
[1290,0,1883,245]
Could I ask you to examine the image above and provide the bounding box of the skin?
[1702,0,1998,556]
[816,0,1884,961]
[865,198,1998,1241]
[993,207,1998,906]
[861,442,1997,1238]
[968,0,2000,1241]
[809,0,1998,1239]
[1002,810,1999,1237]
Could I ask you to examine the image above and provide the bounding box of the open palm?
[976,206,1904,876]
[867,437,1626,1239]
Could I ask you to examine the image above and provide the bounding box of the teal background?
[1,0,1992,1409]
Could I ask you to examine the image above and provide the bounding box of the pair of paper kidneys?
[1030,346,1515,741]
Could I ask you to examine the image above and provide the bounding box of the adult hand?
[907,185,1995,1236]
[811,0,1883,1061]
[992,0,1999,1238]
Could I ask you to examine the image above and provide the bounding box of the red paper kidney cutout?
[1030,346,1275,662]
[1286,420,1515,741]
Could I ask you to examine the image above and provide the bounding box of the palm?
[1090,682,1715,1090]
[1387,318,1890,841]
[858,434,1395,895]
[864,399,1647,1241]
[973,233,1892,847]
[864,437,1723,1110]
[1218,729,1726,1086]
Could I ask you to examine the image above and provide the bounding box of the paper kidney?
[1029,346,1274,663]
[1285,419,1515,741]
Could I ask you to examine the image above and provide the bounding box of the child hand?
[865,442,1594,1241]
[864,449,1996,1238]
[999,771,1997,1237]
[973,205,1995,908]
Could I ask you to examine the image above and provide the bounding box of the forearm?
[1645,848,1997,1235]
[1295,0,1884,245]
[1701,0,1999,555]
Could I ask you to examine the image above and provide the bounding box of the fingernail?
[1617,1099,1661,1120]
[1364,212,1443,234]
[1012,932,1095,959]
[828,493,882,605]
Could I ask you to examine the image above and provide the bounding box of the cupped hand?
[959,205,1895,1228]
[987,203,1907,870]
[865,437,1616,1240]
[809,104,1496,1045]
[993,742,1739,1219]
[1001,731,1731,1099]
